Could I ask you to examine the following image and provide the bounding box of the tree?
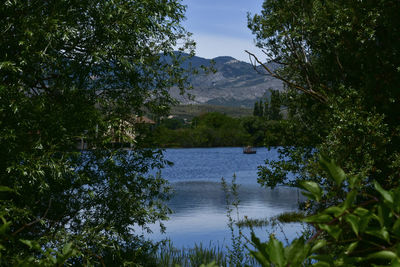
[268,90,282,121]
[253,101,260,117]
[263,99,270,120]
[248,0,400,192]
[259,100,264,117]
[247,1,400,264]
[0,0,193,264]
[253,100,266,117]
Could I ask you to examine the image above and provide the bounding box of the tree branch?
[245,50,327,103]
[12,198,52,236]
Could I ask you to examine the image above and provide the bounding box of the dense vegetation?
[246,0,400,265]
[250,158,400,266]
[249,0,400,191]
[2,0,400,265]
[152,112,249,147]
[151,89,315,148]
[150,108,309,148]
[0,0,194,265]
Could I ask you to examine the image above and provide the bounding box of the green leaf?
[299,181,323,202]
[391,260,400,267]
[268,237,285,267]
[303,214,333,223]
[367,250,397,260]
[319,155,346,186]
[313,262,331,267]
[345,241,359,254]
[345,214,360,236]
[250,250,270,266]
[374,181,393,203]
[199,262,219,267]
[0,217,11,235]
[62,242,73,256]
[250,232,270,266]
[325,206,345,217]
[311,254,334,264]
[318,224,342,241]
[311,239,327,253]
[285,238,311,265]
[365,227,390,243]
[348,175,359,189]
[20,239,41,250]
[393,218,400,235]
[20,239,33,249]
[0,186,13,192]
[353,207,369,217]
[343,190,357,209]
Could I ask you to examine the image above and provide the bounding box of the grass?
[236,217,270,228]
[155,241,227,267]
[154,240,261,267]
[236,211,305,228]
[276,211,305,223]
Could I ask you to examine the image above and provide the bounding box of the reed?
[236,211,305,228]
[155,241,227,267]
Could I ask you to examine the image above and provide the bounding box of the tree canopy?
[0,0,193,264]
[248,0,400,190]
[247,0,400,265]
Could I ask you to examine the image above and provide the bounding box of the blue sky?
[182,0,265,62]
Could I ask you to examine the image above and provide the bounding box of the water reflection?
[141,148,303,248]
[170,181,301,214]
[146,180,303,248]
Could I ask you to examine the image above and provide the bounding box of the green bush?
[249,156,400,266]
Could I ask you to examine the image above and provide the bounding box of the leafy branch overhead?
[0,0,194,265]
[245,50,327,103]
[248,0,400,265]
[251,0,400,197]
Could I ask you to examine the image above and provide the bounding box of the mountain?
[169,54,283,107]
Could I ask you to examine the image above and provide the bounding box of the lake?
[144,147,304,248]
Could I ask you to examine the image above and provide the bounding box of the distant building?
[76,115,155,150]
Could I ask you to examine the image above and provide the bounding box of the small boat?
[243,146,256,154]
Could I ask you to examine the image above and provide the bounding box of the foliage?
[161,118,187,130]
[249,157,400,266]
[221,176,257,267]
[0,0,193,264]
[252,90,282,120]
[153,112,251,147]
[236,212,305,228]
[268,90,282,121]
[240,116,266,146]
[253,100,264,117]
[248,1,400,265]
[250,0,400,195]
[152,111,311,148]
[155,241,225,267]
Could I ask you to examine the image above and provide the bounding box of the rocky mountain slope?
[169,54,283,107]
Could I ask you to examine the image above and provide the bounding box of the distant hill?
[168,54,283,107]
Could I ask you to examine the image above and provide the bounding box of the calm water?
[144,147,303,248]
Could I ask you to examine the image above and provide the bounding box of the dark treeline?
[152,112,252,147]
[150,92,311,148]
[150,90,312,148]
[151,113,290,148]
